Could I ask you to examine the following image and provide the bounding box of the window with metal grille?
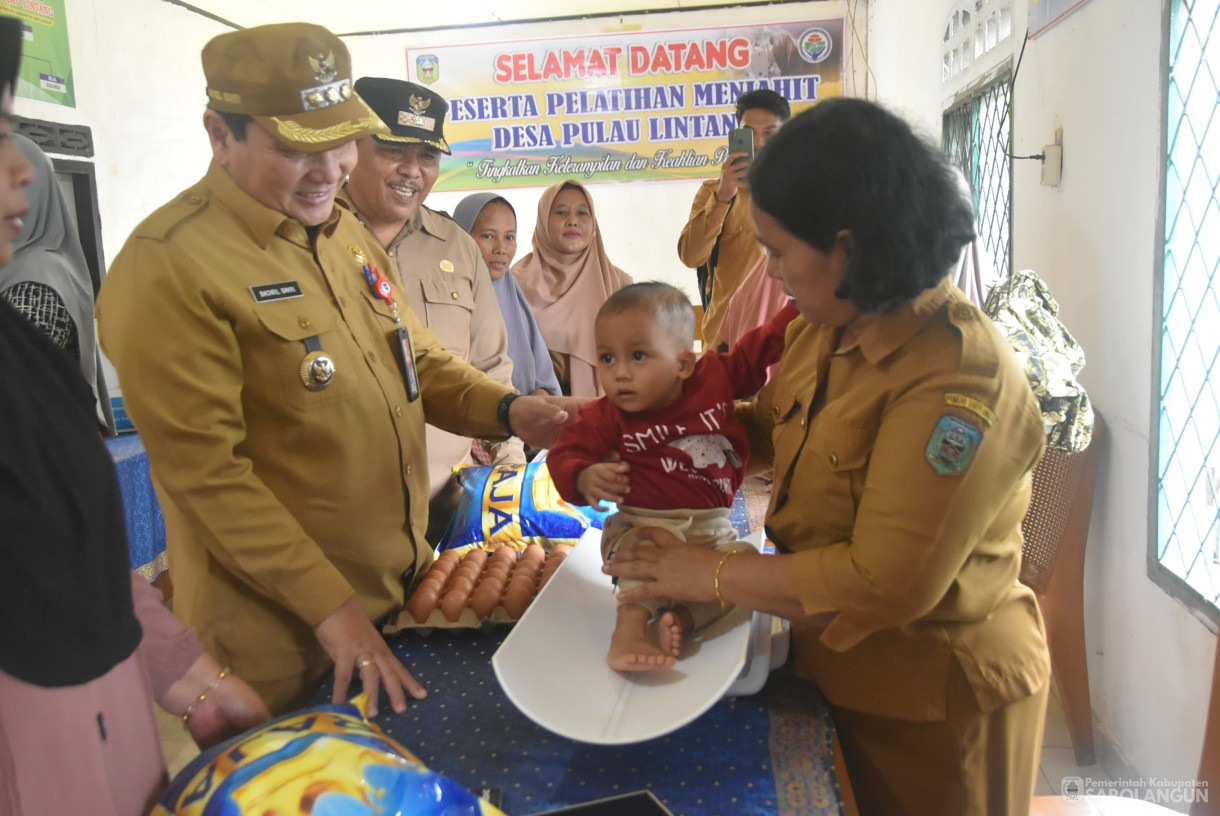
[1153,0,1220,622]
[942,77,1012,282]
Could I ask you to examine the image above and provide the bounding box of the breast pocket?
[420,277,475,357]
[251,304,358,411]
[796,420,875,538]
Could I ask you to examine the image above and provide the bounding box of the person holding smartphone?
[677,89,790,352]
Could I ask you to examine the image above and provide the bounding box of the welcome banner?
[406,19,844,191]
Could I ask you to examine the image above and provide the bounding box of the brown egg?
[434,549,462,572]
[540,546,570,580]
[506,570,536,600]
[462,548,490,569]
[479,567,508,595]
[514,557,542,581]
[481,562,511,586]
[445,574,475,597]
[490,546,518,567]
[470,583,503,619]
[503,585,532,619]
[408,584,441,623]
[521,543,546,566]
[419,570,447,591]
[440,588,470,622]
[454,554,486,583]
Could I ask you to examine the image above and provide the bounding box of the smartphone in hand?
[728,127,754,167]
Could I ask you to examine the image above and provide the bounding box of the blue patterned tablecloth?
[313,630,845,816]
[310,475,840,816]
[104,434,168,580]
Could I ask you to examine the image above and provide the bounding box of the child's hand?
[576,456,630,510]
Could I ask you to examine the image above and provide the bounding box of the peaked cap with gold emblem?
[354,77,451,154]
[202,23,389,153]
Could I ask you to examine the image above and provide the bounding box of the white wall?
[17,0,227,265]
[872,0,1215,790]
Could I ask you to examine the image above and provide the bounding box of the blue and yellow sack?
[153,694,504,816]
[437,460,611,553]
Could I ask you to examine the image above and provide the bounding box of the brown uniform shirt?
[340,197,523,497]
[741,278,1050,721]
[97,162,510,692]
[677,179,763,351]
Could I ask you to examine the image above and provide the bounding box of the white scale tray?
[493,526,787,745]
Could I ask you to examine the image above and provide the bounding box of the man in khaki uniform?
[677,89,789,351]
[340,77,523,543]
[97,24,574,716]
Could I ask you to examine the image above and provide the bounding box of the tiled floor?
[1037,684,1112,797]
[157,674,1106,802]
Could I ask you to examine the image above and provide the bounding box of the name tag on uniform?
[250,281,304,302]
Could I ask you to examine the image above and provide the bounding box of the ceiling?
[171,0,805,36]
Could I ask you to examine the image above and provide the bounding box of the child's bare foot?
[656,611,683,658]
[607,604,677,671]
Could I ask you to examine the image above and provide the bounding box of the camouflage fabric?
[983,268,1094,453]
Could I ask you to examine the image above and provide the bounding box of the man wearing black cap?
[342,77,522,541]
[97,24,576,716]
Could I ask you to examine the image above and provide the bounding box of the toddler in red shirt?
[547,282,797,670]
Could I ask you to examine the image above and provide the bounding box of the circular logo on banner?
[797,27,833,64]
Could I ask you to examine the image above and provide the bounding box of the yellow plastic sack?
[437,460,611,553]
[153,694,506,816]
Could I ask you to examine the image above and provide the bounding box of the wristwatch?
[498,392,522,436]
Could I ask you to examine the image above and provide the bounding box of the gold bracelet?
[181,666,230,726]
[714,550,740,610]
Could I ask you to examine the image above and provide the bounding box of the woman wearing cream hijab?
[513,180,632,397]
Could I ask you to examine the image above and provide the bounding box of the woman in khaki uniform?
[605,98,1050,816]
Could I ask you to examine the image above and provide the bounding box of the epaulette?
[133,186,210,241]
[946,300,1000,378]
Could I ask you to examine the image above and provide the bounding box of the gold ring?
[357,658,375,669]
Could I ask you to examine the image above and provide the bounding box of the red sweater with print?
[548,302,798,510]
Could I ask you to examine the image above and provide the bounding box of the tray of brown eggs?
[384,542,574,632]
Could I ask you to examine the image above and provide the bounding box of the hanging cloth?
[983,268,1094,453]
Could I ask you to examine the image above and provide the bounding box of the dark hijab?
[0,16,141,686]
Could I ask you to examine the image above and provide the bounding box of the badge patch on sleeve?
[926,415,983,475]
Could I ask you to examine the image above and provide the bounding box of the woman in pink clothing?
[513,180,633,397]
[0,20,269,815]
[717,252,791,383]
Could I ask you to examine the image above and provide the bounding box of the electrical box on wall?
[1042,128,1063,187]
